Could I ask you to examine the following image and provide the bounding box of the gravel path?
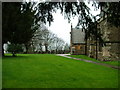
[56,54,120,70]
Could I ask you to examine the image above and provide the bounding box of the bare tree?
[53,36,65,54]
[64,43,70,54]
[28,23,47,53]
[31,25,57,53]
[29,23,68,54]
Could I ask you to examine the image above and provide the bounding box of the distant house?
[70,25,86,55]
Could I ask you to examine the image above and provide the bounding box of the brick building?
[70,25,86,55]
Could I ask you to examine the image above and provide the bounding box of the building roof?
[71,28,85,44]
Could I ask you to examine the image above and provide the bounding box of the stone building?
[70,25,86,55]
[86,2,120,61]
[87,17,120,61]
[98,18,120,61]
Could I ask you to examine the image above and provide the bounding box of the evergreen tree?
[2,2,39,56]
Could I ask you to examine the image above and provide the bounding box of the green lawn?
[68,55,120,67]
[2,54,118,88]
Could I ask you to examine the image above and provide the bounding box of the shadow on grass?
[2,54,28,60]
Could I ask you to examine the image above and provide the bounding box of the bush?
[7,44,23,56]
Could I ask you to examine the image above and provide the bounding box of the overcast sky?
[48,10,78,45]
[47,1,100,45]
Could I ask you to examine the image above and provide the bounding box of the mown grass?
[2,54,118,88]
[68,55,119,67]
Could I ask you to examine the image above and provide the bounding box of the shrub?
[7,44,23,56]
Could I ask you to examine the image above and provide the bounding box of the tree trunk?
[55,49,57,54]
[2,43,4,57]
[39,44,42,53]
[95,22,98,60]
[45,45,48,53]
[85,39,87,55]
[25,44,28,54]
[12,52,16,57]
[96,39,98,60]
[85,30,87,55]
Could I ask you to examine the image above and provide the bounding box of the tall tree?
[2,2,39,56]
[2,2,22,56]
[98,2,120,27]
[19,2,39,53]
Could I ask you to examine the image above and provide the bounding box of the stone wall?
[86,37,97,58]
[87,18,120,61]
[97,18,120,61]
